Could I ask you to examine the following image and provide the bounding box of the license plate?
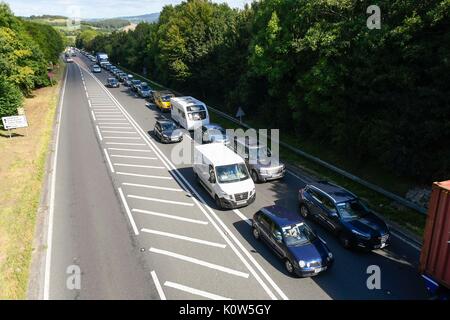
[236,200,246,205]
[314,267,324,273]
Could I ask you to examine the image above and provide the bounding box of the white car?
[91,65,101,73]
[193,144,256,209]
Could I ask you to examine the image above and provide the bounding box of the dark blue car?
[252,205,333,277]
[298,181,390,250]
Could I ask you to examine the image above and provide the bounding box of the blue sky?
[6,0,254,19]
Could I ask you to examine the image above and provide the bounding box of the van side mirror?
[209,173,216,184]
[274,231,282,243]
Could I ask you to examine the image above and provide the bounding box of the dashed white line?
[128,195,194,206]
[150,271,166,300]
[118,187,139,235]
[106,142,146,146]
[95,125,103,141]
[114,163,164,169]
[149,248,249,278]
[123,182,182,191]
[107,148,152,153]
[103,136,141,140]
[117,172,171,179]
[91,110,96,121]
[164,281,231,300]
[141,229,226,248]
[103,148,115,173]
[101,130,137,134]
[132,209,208,225]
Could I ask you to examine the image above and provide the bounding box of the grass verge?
[0,62,65,299]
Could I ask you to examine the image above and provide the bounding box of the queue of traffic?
[76,48,392,278]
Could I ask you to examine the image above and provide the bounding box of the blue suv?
[252,205,333,277]
[298,181,390,250]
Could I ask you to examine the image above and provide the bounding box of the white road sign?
[2,115,29,130]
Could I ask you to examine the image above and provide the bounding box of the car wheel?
[285,259,295,275]
[251,170,260,183]
[252,227,260,240]
[300,205,309,219]
[339,234,351,249]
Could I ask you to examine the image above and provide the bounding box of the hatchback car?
[201,124,230,145]
[153,119,183,143]
[298,181,390,250]
[253,205,333,277]
[106,78,119,88]
[130,79,142,92]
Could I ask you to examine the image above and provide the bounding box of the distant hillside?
[117,13,160,23]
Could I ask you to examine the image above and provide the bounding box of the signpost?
[2,115,29,138]
[236,106,246,124]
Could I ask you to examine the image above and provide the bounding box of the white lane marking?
[123,182,182,191]
[95,125,103,141]
[101,131,137,134]
[107,148,151,153]
[118,187,139,235]
[99,126,133,129]
[149,248,249,278]
[117,172,171,179]
[164,281,231,300]
[81,64,282,299]
[233,209,252,226]
[103,148,115,173]
[114,163,164,169]
[98,122,129,125]
[96,118,127,121]
[91,110,96,121]
[44,64,68,300]
[88,99,91,108]
[81,66,280,300]
[141,229,226,248]
[128,195,194,207]
[132,209,208,225]
[94,112,122,114]
[105,142,146,146]
[150,271,166,300]
[103,137,141,140]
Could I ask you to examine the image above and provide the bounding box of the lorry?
[193,143,256,209]
[419,180,450,299]
[96,52,109,67]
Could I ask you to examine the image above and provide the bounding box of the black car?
[153,119,183,143]
[298,181,390,250]
[253,205,333,277]
[106,78,119,88]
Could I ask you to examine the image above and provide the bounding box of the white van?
[193,144,256,209]
[171,96,210,130]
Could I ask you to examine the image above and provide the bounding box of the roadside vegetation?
[83,0,450,188]
[0,3,64,119]
[0,3,65,298]
[82,0,449,236]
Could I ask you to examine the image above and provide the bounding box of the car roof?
[308,181,357,203]
[259,205,305,227]
[195,143,244,166]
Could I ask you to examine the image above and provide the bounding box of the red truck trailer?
[419,180,450,299]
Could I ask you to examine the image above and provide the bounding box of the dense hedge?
[83,0,450,182]
[0,3,64,120]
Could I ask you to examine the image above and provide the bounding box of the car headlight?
[259,168,268,174]
[352,229,371,239]
[299,260,306,268]
[328,252,333,259]
[250,188,255,196]
[220,193,232,200]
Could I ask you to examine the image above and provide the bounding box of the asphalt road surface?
[43,55,429,300]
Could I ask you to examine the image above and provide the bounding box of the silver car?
[231,136,285,183]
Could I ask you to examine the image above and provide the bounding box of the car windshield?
[215,163,249,184]
[161,122,177,131]
[140,85,150,91]
[162,95,173,102]
[249,145,271,160]
[282,223,317,247]
[188,111,207,121]
[132,80,141,85]
[336,200,368,220]
[109,79,117,83]
[188,105,204,112]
